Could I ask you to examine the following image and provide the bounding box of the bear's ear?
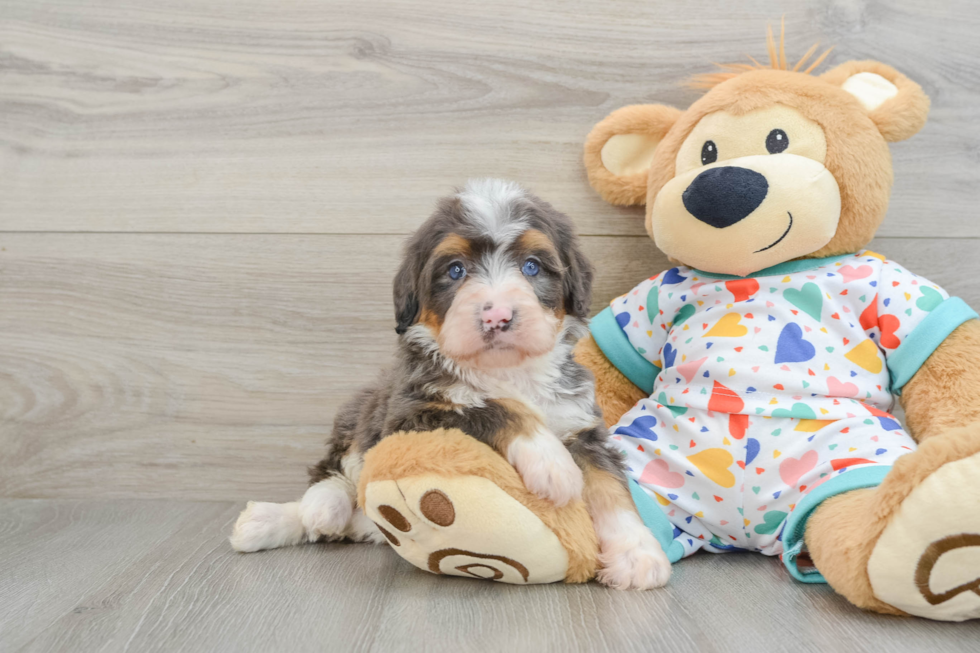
[583,104,682,206]
[821,61,930,142]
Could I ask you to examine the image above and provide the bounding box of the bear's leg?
[358,428,600,584]
[805,425,980,620]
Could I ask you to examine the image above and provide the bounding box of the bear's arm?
[574,334,648,429]
[901,318,980,442]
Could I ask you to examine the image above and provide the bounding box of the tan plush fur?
[584,104,682,206]
[820,60,931,143]
[358,429,600,583]
[581,36,980,617]
[583,57,929,262]
[806,419,980,613]
[804,488,905,615]
[642,67,915,258]
[802,319,980,615]
[901,319,980,442]
[795,321,980,615]
[573,335,647,428]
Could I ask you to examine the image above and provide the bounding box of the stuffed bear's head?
[584,35,930,277]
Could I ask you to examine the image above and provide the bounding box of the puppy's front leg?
[581,464,671,589]
[505,427,584,506]
[493,400,583,507]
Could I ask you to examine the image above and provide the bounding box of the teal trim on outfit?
[689,254,852,281]
[782,465,893,583]
[888,297,978,392]
[629,479,686,563]
[590,306,660,394]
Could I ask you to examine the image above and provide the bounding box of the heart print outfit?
[589,250,978,582]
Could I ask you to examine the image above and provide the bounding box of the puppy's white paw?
[345,508,387,544]
[230,501,305,553]
[596,510,671,590]
[300,478,354,539]
[507,429,584,507]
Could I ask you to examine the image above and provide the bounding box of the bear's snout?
[682,166,769,228]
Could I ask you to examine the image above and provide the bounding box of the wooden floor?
[2,0,979,650]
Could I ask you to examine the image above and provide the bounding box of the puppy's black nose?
[682,166,769,229]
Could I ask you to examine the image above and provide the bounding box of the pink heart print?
[827,376,859,397]
[640,458,686,488]
[779,450,818,487]
[838,265,873,283]
[678,356,708,383]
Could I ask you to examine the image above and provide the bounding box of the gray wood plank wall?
[4,2,980,651]
[3,0,979,502]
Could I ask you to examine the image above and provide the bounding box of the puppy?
[230,179,670,589]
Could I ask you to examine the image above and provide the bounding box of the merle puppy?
[231,179,670,589]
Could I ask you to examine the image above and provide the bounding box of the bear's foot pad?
[364,473,569,584]
[869,451,980,621]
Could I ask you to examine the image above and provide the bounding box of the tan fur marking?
[581,466,635,516]
[358,429,599,583]
[419,307,443,333]
[432,233,472,259]
[491,398,547,450]
[574,335,647,428]
[517,229,559,259]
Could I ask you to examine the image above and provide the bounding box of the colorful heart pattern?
[705,312,748,338]
[610,251,948,421]
[607,251,946,559]
[784,282,823,321]
[640,458,685,488]
[774,323,816,364]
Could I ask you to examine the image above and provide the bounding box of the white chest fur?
[449,351,599,440]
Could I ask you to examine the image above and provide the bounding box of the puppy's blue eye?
[448,262,466,280]
[522,259,540,276]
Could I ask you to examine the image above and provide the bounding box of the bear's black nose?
[682,166,769,229]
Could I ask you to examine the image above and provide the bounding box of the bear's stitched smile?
[754,211,794,253]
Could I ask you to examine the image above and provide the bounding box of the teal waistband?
[888,297,977,393]
[589,306,660,395]
[629,479,686,564]
[782,465,893,584]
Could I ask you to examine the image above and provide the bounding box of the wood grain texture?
[0,233,669,500]
[1,0,979,236]
[3,1,980,648]
[1,499,978,653]
[1,234,977,501]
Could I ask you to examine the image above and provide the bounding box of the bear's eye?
[766,129,789,154]
[701,140,717,165]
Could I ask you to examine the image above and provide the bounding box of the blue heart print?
[662,267,688,285]
[614,414,659,441]
[663,343,678,369]
[616,311,631,329]
[877,416,902,431]
[745,438,760,465]
[774,323,816,364]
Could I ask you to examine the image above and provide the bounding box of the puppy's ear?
[562,238,594,319]
[584,104,682,206]
[821,61,930,142]
[393,252,421,335]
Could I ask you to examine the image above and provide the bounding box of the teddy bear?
[354,32,980,621]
